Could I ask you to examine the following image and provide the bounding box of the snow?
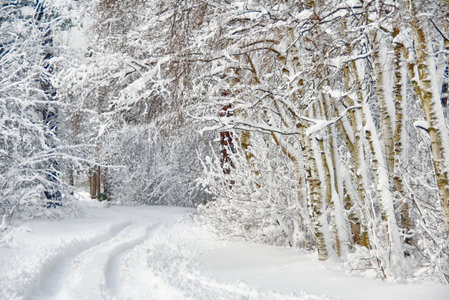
[414,120,429,131]
[296,9,313,21]
[305,119,333,136]
[1,195,448,300]
[199,242,449,300]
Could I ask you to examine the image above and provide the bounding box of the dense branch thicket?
[0,0,84,229]
[56,0,214,206]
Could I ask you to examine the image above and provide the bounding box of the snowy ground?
[1,196,448,300]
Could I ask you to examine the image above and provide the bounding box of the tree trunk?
[89,168,98,199]
[344,62,371,249]
[392,37,413,244]
[408,23,449,236]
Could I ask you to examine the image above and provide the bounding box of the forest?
[1,0,449,284]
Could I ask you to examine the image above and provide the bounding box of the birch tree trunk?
[392,35,413,244]
[304,117,328,260]
[408,22,449,236]
[372,32,395,177]
[344,63,371,249]
[318,94,349,257]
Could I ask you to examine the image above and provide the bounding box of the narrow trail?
[29,221,131,300]
[32,224,159,300]
[25,204,173,300]
[104,222,161,299]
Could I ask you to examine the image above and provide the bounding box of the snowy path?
[1,199,448,300]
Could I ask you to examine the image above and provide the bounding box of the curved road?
[24,203,306,300]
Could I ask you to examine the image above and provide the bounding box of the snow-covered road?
[0,201,313,300]
[1,199,448,300]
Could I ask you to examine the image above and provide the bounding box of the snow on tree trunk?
[409,23,449,237]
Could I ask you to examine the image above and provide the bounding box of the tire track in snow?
[45,225,145,300]
[31,221,161,300]
[106,225,189,300]
[28,221,131,300]
[103,222,161,299]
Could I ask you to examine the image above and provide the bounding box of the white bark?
[363,98,406,278]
